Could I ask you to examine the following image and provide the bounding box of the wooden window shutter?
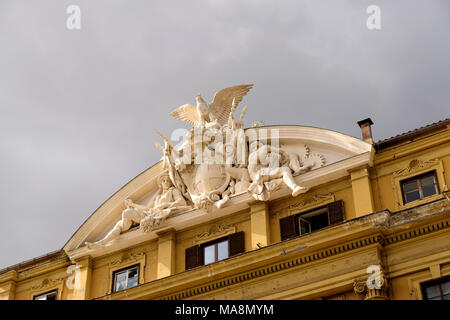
[327,200,345,226]
[280,215,299,241]
[228,231,245,256]
[185,245,203,270]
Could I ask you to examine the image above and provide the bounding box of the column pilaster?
[250,202,270,249]
[350,167,375,217]
[157,228,176,279]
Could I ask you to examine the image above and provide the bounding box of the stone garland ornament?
[86,84,326,248]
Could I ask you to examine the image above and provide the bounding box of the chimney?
[357,118,374,144]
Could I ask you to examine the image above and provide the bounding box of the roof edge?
[0,249,64,276]
[375,118,450,150]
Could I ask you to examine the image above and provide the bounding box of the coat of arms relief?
[86,84,326,249]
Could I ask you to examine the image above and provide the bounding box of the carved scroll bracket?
[353,269,390,300]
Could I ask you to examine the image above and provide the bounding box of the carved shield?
[180,163,229,198]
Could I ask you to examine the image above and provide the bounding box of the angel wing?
[170,104,199,125]
[209,84,253,126]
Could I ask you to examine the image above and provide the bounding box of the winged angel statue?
[86,84,326,247]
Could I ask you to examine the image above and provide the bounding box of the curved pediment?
[63,125,373,259]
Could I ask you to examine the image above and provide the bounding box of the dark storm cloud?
[0,0,449,268]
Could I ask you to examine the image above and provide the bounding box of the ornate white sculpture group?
[86,84,325,248]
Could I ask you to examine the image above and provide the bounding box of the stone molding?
[384,219,449,245]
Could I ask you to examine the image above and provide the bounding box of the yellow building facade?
[1,116,450,301]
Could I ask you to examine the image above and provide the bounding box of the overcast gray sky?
[0,0,449,269]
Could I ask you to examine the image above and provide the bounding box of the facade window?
[421,276,450,300]
[280,200,345,241]
[185,231,245,270]
[203,238,229,265]
[33,290,57,300]
[298,207,330,235]
[112,265,139,292]
[401,171,439,204]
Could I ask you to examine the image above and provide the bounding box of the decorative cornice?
[384,218,450,245]
[0,270,18,284]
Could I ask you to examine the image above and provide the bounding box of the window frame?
[280,200,345,241]
[401,170,439,204]
[420,275,450,300]
[297,206,329,236]
[185,231,245,271]
[201,236,230,265]
[112,264,140,293]
[33,289,58,300]
[392,159,445,210]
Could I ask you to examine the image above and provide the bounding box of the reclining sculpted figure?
[86,172,190,249]
[247,143,312,201]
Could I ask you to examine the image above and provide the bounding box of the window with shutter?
[327,200,345,225]
[185,231,245,270]
[185,245,202,270]
[280,215,299,240]
[229,231,245,256]
[280,200,346,241]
